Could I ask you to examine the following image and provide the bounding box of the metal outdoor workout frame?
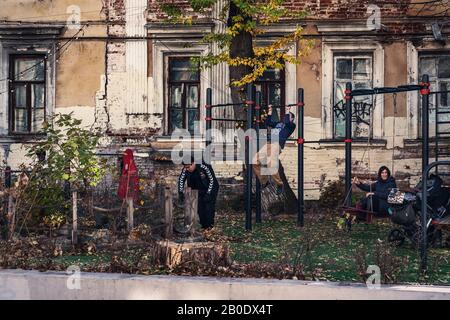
[204,84,306,231]
[346,74,450,271]
[205,75,445,271]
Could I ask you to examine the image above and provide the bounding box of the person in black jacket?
[177,157,219,229]
[353,166,397,216]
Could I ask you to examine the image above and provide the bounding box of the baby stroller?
[387,175,450,248]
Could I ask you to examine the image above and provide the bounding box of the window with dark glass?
[168,57,200,134]
[255,68,285,121]
[419,54,450,137]
[9,55,46,134]
[333,54,373,138]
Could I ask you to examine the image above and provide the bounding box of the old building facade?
[1,0,449,199]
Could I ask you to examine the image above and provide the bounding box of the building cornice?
[0,24,65,37]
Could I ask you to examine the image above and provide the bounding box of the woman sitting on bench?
[353,166,397,216]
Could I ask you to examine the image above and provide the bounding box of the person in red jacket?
[118,149,139,202]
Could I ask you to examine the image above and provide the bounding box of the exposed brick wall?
[147,0,211,21]
[146,1,426,21]
[146,1,428,34]
[106,0,126,22]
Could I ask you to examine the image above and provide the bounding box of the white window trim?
[322,41,384,139]
[0,41,56,137]
[152,40,210,136]
[407,41,450,139]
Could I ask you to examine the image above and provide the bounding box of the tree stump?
[155,240,230,269]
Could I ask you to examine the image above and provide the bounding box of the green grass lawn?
[213,211,450,285]
[8,210,448,285]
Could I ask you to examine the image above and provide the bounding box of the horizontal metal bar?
[351,85,422,97]
[436,121,450,124]
[210,102,244,108]
[209,118,246,122]
[437,111,450,114]
[285,138,345,144]
[262,103,299,110]
[430,90,450,95]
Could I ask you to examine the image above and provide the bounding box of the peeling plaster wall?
[1,0,448,201]
[0,0,104,22]
[56,40,106,109]
[0,0,107,168]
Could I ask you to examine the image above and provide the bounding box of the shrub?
[18,113,107,226]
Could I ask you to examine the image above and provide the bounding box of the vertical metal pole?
[420,74,430,272]
[435,85,439,174]
[297,89,305,227]
[421,75,430,176]
[421,167,428,272]
[206,88,212,149]
[255,91,262,223]
[345,82,353,207]
[245,84,254,231]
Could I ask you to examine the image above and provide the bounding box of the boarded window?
[9,55,46,134]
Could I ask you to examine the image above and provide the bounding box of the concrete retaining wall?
[1,269,449,300]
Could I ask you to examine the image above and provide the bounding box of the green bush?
[21,113,107,223]
[319,180,346,209]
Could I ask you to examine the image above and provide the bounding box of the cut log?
[184,188,198,236]
[164,187,173,239]
[155,240,230,269]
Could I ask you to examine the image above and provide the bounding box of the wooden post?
[184,188,198,237]
[127,198,134,231]
[164,187,173,239]
[88,190,94,217]
[72,191,78,245]
[7,194,15,240]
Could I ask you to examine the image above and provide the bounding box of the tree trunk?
[227,2,298,215]
[256,162,298,216]
[228,1,253,121]
[279,162,299,214]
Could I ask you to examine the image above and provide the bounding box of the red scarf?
[118,149,139,202]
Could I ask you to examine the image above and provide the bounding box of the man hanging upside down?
[253,105,296,195]
[177,157,219,230]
